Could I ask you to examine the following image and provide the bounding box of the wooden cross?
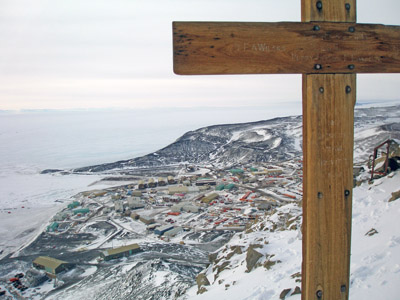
[172,1,400,299]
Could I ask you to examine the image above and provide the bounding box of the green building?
[230,169,244,174]
[47,222,59,232]
[201,193,219,204]
[225,183,236,191]
[68,201,80,209]
[215,184,225,191]
[73,208,90,215]
[33,256,69,275]
[100,244,142,261]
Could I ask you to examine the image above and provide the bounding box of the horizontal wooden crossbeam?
[173,21,400,75]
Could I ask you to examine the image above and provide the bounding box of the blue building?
[154,225,174,236]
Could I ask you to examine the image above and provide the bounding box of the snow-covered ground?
[0,107,303,259]
[350,172,400,299]
[0,166,117,259]
[183,170,400,300]
[0,104,399,299]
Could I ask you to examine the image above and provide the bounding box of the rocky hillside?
[71,105,400,173]
[182,169,400,300]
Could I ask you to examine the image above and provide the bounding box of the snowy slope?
[1,105,399,299]
[73,105,400,173]
[181,170,400,300]
[183,202,303,300]
[350,171,400,299]
[73,116,303,172]
[0,169,107,260]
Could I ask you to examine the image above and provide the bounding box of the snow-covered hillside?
[1,104,399,300]
[72,104,400,173]
[182,170,400,300]
[350,171,400,299]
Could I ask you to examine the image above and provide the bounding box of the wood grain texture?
[302,0,356,22]
[173,22,400,75]
[302,74,355,300]
[302,2,356,299]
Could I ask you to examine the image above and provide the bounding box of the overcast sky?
[0,0,399,110]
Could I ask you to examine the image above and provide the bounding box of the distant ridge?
[67,105,400,173]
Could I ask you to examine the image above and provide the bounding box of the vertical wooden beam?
[302,74,355,300]
[302,1,356,300]
[302,0,356,22]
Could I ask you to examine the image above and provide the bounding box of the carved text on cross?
[173,22,400,75]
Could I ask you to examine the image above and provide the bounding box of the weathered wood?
[302,1,356,300]
[302,0,356,22]
[173,21,400,75]
[302,74,355,300]
[172,1,397,300]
